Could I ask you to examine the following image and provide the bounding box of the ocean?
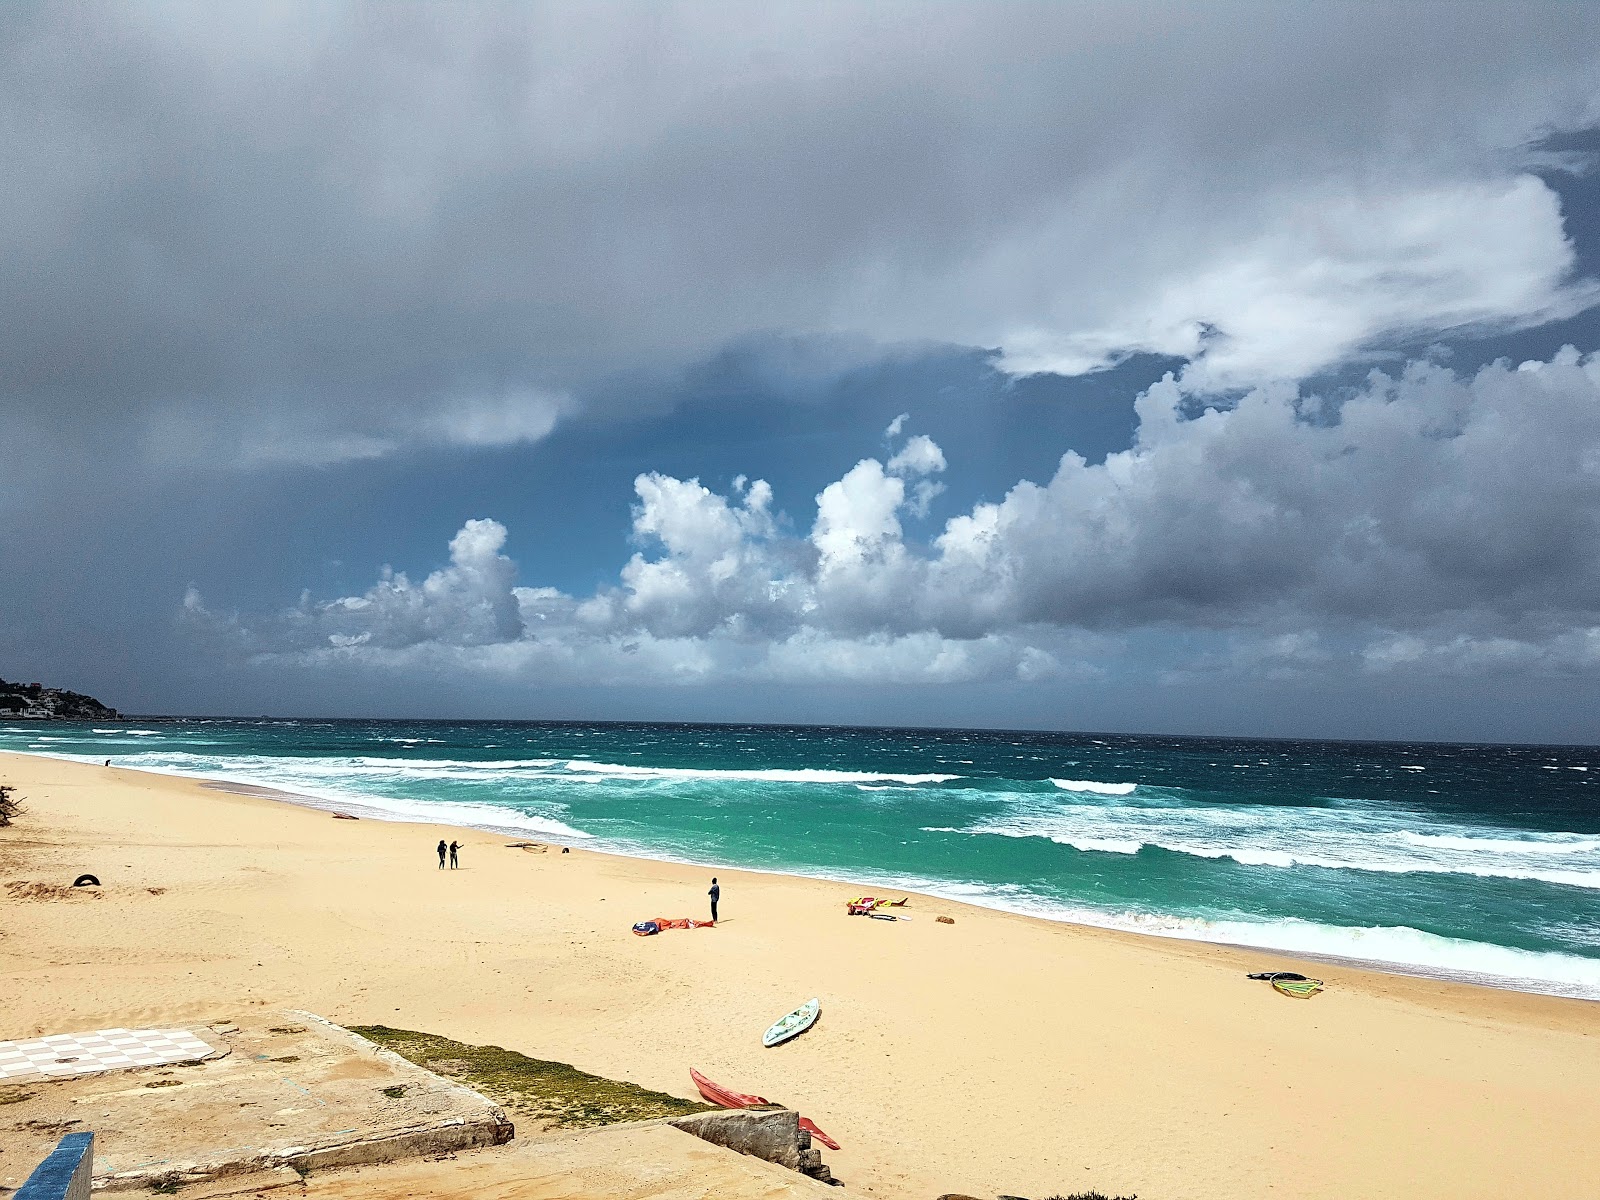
[5,718,1597,1000]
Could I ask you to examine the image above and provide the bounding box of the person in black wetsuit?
[437,839,448,869]
[708,877,720,922]
[449,840,460,869]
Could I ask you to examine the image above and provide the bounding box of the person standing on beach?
[449,840,460,870]
[437,839,447,869]
[708,877,720,923]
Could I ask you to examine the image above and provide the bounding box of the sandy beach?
[3,749,1597,1199]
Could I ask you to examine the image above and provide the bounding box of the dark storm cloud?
[4,0,1600,476]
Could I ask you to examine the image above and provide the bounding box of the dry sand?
[2,750,1597,1199]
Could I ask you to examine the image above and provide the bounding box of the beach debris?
[147,887,166,895]
[632,917,714,936]
[332,812,358,820]
[71,873,100,888]
[936,915,955,924]
[0,782,24,826]
[1271,978,1324,999]
[6,880,98,901]
[845,895,908,915]
[506,841,547,852]
[1247,971,1323,998]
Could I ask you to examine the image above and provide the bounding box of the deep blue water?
[5,718,1597,998]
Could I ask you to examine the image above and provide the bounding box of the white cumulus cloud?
[185,347,1600,686]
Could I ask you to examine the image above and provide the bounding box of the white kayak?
[762,997,820,1048]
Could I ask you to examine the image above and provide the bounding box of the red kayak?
[690,1068,840,1150]
[691,1067,769,1108]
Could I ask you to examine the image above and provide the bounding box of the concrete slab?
[0,1013,511,1194]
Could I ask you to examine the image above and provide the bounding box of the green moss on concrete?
[349,1025,714,1129]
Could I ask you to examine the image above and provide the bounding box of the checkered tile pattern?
[0,1027,215,1082]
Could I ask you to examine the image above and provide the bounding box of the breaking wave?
[1051,778,1138,795]
[942,806,1600,890]
[558,760,960,785]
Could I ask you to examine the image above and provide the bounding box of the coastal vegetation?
[350,1025,715,1129]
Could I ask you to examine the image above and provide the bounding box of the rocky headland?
[0,676,119,720]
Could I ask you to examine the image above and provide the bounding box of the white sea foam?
[1051,778,1137,795]
[1398,831,1600,855]
[560,760,960,785]
[292,792,592,840]
[969,898,1600,999]
[17,748,593,840]
[946,801,1600,890]
[348,756,561,771]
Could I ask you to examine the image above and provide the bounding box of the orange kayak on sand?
[689,1068,841,1150]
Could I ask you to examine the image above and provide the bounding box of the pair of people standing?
[436,839,460,869]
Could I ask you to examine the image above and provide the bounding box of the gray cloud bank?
[5,1,1600,474]
[186,348,1600,686]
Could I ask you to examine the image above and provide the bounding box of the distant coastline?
[0,676,119,721]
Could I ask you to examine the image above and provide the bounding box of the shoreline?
[3,748,1598,1199]
[7,746,1594,1003]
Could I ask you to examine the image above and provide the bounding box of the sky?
[4,1,1600,743]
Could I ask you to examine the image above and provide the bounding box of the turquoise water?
[5,718,1598,999]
